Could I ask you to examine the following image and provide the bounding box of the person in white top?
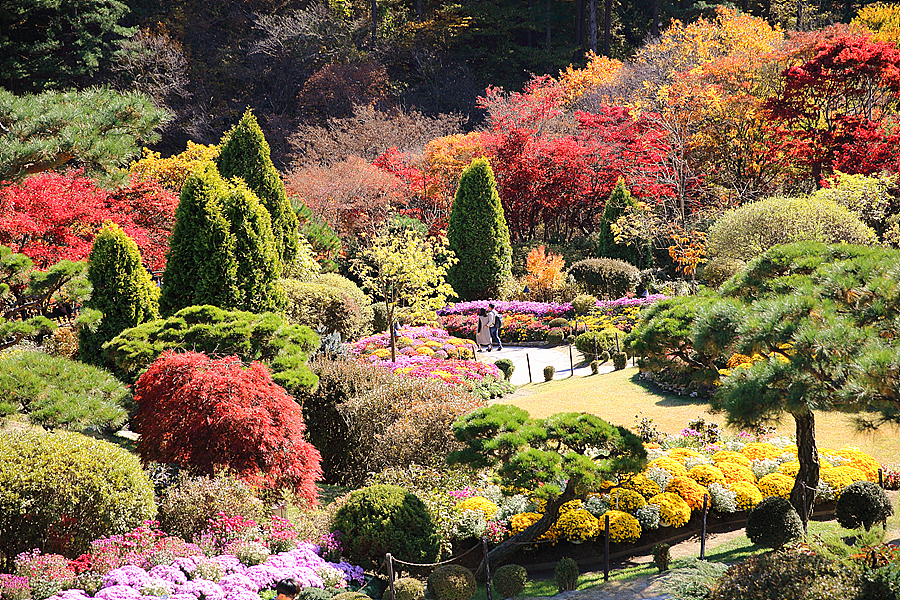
[488,303,503,351]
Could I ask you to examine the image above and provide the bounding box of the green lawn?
[501,366,900,467]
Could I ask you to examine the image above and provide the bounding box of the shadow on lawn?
[628,372,711,408]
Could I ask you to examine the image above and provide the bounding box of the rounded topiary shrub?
[494,358,515,380]
[745,496,803,549]
[299,588,342,600]
[390,577,425,600]
[0,429,156,562]
[493,564,528,599]
[571,294,597,315]
[567,258,641,299]
[554,557,579,592]
[543,365,556,381]
[590,360,599,375]
[428,565,476,600]
[332,484,439,570]
[575,329,620,360]
[546,327,565,346]
[612,352,627,371]
[331,592,370,600]
[548,317,569,329]
[835,480,894,531]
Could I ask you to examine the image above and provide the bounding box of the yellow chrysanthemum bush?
[757,473,794,499]
[606,488,646,512]
[838,448,881,482]
[620,473,661,499]
[509,512,560,543]
[648,457,688,478]
[688,464,726,486]
[668,447,702,464]
[556,509,600,543]
[648,492,692,528]
[727,481,763,511]
[665,476,709,511]
[711,450,751,468]
[717,462,756,484]
[820,466,867,499]
[597,510,641,544]
[740,442,784,461]
[456,496,498,521]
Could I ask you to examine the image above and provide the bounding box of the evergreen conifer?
[159,161,239,316]
[79,223,159,366]
[215,109,300,266]
[447,158,512,300]
[598,178,652,268]
[224,178,285,313]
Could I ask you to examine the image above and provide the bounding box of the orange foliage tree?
[525,245,566,302]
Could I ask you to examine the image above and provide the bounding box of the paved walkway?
[474,344,615,385]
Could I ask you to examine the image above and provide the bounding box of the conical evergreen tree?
[598,178,652,268]
[79,223,159,367]
[447,158,512,300]
[215,110,300,267]
[224,178,285,313]
[159,161,239,316]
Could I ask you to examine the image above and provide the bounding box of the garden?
[6,4,900,600]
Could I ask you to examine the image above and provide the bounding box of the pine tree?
[598,178,651,268]
[447,158,512,300]
[79,223,159,366]
[224,179,285,313]
[215,110,300,267]
[159,162,239,316]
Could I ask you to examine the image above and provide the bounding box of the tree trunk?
[589,0,597,54]
[546,0,552,51]
[651,0,660,37]
[477,491,575,577]
[575,0,585,48]
[796,0,802,31]
[603,0,611,57]
[789,408,820,521]
[415,0,423,21]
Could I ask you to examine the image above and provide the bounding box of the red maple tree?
[765,34,900,185]
[0,172,177,271]
[134,351,322,503]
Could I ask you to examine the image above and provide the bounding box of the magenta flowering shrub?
[0,575,31,600]
[437,300,572,317]
[37,543,364,600]
[86,522,202,575]
[352,326,475,361]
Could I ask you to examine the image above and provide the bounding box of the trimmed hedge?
[567,258,641,299]
[0,429,156,566]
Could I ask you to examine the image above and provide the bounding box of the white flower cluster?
[646,448,667,461]
[751,458,780,479]
[724,440,747,452]
[685,456,713,470]
[635,504,660,530]
[583,495,610,518]
[496,494,530,521]
[707,483,738,513]
[452,509,487,539]
[646,467,672,491]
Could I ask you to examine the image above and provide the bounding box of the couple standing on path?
[476,303,503,352]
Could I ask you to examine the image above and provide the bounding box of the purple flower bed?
[437,300,572,317]
[46,544,363,600]
[594,294,668,309]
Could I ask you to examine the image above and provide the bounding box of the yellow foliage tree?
[130,141,220,192]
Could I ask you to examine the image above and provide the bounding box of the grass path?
[499,366,900,466]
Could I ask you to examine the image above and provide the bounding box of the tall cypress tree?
[215,110,300,267]
[159,161,239,316]
[224,179,285,313]
[447,158,512,300]
[598,178,652,268]
[79,223,159,367]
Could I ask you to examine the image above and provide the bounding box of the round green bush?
[543,365,556,381]
[589,360,599,375]
[281,274,374,340]
[571,294,597,315]
[745,496,803,549]
[494,358,515,380]
[835,480,894,531]
[567,258,641,299]
[0,429,156,561]
[298,587,343,600]
[390,577,425,600]
[548,317,569,329]
[707,195,877,263]
[612,351,627,371]
[492,564,528,599]
[427,565,476,600]
[554,557,579,592]
[574,329,620,360]
[332,484,439,570]
[331,592,370,600]
[709,549,861,600]
[701,257,745,288]
[546,327,565,346]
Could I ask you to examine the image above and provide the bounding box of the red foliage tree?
[765,34,900,185]
[372,147,449,233]
[0,172,177,270]
[134,351,322,503]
